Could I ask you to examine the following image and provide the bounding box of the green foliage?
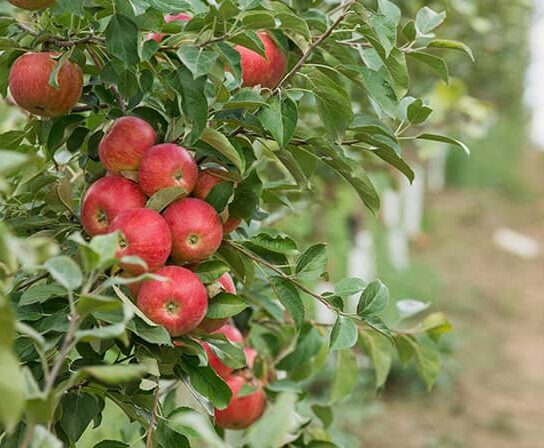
[0,0,464,446]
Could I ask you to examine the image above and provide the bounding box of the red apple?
[198,273,236,333]
[203,324,243,378]
[8,52,83,117]
[108,208,171,274]
[234,32,287,89]
[98,116,156,174]
[215,375,266,429]
[8,0,55,10]
[193,170,241,234]
[80,176,146,236]
[147,13,191,43]
[162,198,223,263]
[138,143,198,197]
[138,266,208,336]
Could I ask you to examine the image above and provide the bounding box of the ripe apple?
[138,266,208,336]
[108,208,171,274]
[162,198,223,263]
[193,170,241,234]
[8,52,83,117]
[147,13,191,43]
[98,116,156,174]
[8,0,55,10]
[198,273,236,333]
[80,175,146,236]
[215,375,266,429]
[138,143,198,197]
[203,324,243,378]
[234,32,287,89]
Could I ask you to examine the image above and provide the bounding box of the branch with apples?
[0,0,466,446]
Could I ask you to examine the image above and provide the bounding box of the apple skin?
[162,198,223,263]
[9,52,83,117]
[245,348,257,369]
[138,266,208,336]
[215,375,266,429]
[108,208,171,274]
[80,175,146,236]
[8,0,55,10]
[234,32,287,89]
[203,324,243,378]
[198,273,236,333]
[193,170,241,235]
[98,116,156,174]
[147,13,191,43]
[138,143,198,197]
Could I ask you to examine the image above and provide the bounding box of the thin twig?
[16,23,104,47]
[145,386,161,448]
[43,291,79,396]
[274,0,355,91]
[86,47,127,114]
[16,272,48,291]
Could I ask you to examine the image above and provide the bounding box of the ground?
[350,151,544,447]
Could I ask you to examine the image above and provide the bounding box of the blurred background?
[1,0,542,447]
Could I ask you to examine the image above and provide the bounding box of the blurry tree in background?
[0,0,478,447]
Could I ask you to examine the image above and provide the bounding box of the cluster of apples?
[7,1,288,429]
[80,116,265,428]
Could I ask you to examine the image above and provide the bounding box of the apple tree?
[0,0,467,446]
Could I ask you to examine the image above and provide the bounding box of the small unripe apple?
[198,273,236,333]
[147,13,191,43]
[108,208,171,274]
[215,375,266,429]
[162,198,223,263]
[9,52,83,117]
[203,324,243,378]
[234,32,287,89]
[98,116,156,174]
[193,170,241,234]
[138,143,198,197]
[138,266,208,336]
[8,0,55,10]
[80,176,146,236]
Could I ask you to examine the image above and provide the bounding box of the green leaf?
[258,96,298,147]
[276,323,322,370]
[415,7,446,34]
[20,284,67,306]
[206,293,248,319]
[428,39,475,61]
[177,46,219,79]
[224,88,267,110]
[200,129,244,172]
[180,359,232,409]
[408,52,449,83]
[359,67,398,118]
[330,349,357,403]
[335,278,367,297]
[414,133,470,156]
[251,231,298,254]
[312,404,333,429]
[0,347,24,432]
[80,365,147,385]
[44,256,82,291]
[193,260,230,284]
[398,335,441,390]
[269,276,305,329]
[105,14,140,67]
[204,336,246,369]
[330,316,358,350]
[170,66,207,144]
[357,280,389,316]
[205,181,234,213]
[358,329,392,388]
[295,244,328,281]
[146,186,187,212]
[247,393,298,448]
[229,31,266,58]
[59,393,102,443]
[0,150,32,176]
[407,98,433,124]
[419,312,453,340]
[165,407,228,447]
[310,71,352,140]
[28,426,63,448]
[76,295,123,317]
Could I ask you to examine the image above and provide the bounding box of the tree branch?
[16,23,104,47]
[273,0,355,91]
[145,386,161,448]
